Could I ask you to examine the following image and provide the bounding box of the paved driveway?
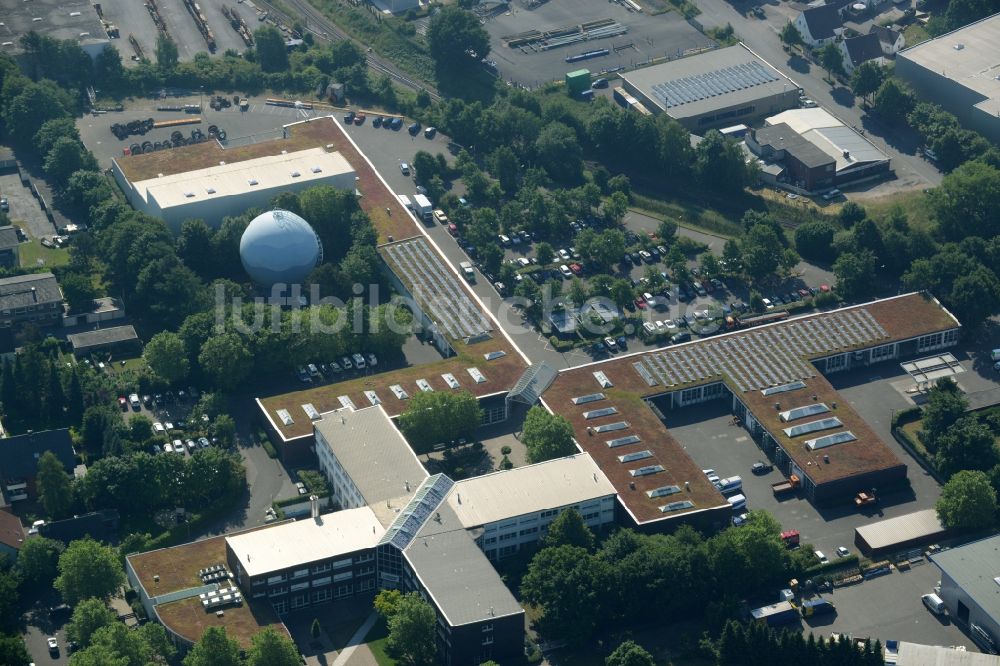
[0,172,55,241]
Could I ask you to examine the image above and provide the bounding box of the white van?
[716,475,743,494]
[727,493,747,510]
[991,348,1000,361]
[398,194,412,210]
[922,593,946,616]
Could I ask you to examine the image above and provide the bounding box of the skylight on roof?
[805,431,857,450]
[276,409,293,426]
[779,403,830,422]
[247,178,258,186]
[584,406,619,420]
[302,403,320,420]
[594,371,613,388]
[484,351,506,361]
[630,465,664,477]
[572,393,606,405]
[606,434,641,448]
[784,417,843,438]
[762,380,807,396]
[594,421,630,434]
[647,485,681,498]
[467,368,486,384]
[311,166,322,173]
[618,450,653,463]
[290,171,301,178]
[660,500,695,513]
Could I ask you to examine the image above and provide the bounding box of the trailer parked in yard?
[772,474,800,497]
[750,601,799,627]
[800,598,835,617]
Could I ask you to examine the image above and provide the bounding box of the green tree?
[832,250,877,300]
[543,508,595,550]
[37,450,73,518]
[183,627,242,666]
[43,136,95,187]
[949,265,1000,329]
[0,633,30,666]
[33,117,80,156]
[936,470,998,529]
[779,22,803,48]
[535,242,555,266]
[60,271,98,314]
[144,331,189,384]
[66,598,117,648]
[426,6,489,73]
[535,122,583,183]
[522,405,576,463]
[741,223,787,282]
[210,414,237,447]
[928,161,1000,241]
[54,538,125,605]
[398,390,481,453]
[374,588,403,619]
[851,61,886,105]
[16,536,63,588]
[873,78,914,125]
[838,200,867,226]
[385,592,437,665]
[198,333,252,391]
[246,627,300,666]
[819,42,846,78]
[3,81,68,144]
[521,545,613,644]
[920,379,967,448]
[606,640,656,666]
[254,25,289,72]
[934,416,1000,478]
[794,220,838,263]
[694,130,749,194]
[154,34,178,70]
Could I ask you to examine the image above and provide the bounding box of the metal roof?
[378,474,454,550]
[226,506,384,578]
[930,535,1000,629]
[855,509,944,551]
[445,454,616,528]
[508,362,558,405]
[892,641,1000,665]
[67,325,139,350]
[0,0,109,54]
[621,44,797,118]
[403,503,523,627]
[314,406,429,506]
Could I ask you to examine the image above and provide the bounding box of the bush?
[892,407,922,428]
[803,553,860,577]
[813,291,839,308]
[261,438,278,459]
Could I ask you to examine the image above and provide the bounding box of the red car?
[820,284,831,292]
[447,223,458,236]
[798,288,810,298]
[117,396,128,411]
[569,263,583,276]
[634,296,647,309]
[353,112,366,125]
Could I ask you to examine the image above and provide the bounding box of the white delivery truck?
[412,194,433,222]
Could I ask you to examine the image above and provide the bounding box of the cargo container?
[750,601,799,626]
[565,69,592,96]
[800,598,835,617]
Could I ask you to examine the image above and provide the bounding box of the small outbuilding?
[854,509,947,556]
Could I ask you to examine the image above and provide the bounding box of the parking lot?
[482,0,712,88]
[0,172,56,241]
[97,0,254,64]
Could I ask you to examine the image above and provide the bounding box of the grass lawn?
[901,419,931,460]
[903,23,931,46]
[364,620,396,666]
[18,237,69,269]
[863,189,934,232]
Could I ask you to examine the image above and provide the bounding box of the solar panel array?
[378,474,455,550]
[382,238,489,339]
[651,61,780,109]
[634,308,889,393]
[783,416,843,438]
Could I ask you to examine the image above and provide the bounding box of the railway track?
[252,0,440,102]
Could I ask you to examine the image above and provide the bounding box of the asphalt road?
[693,0,943,191]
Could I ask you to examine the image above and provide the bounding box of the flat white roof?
[893,641,1000,665]
[897,13,1000,115]
[132,147,355,209]
[855,509,944,551]
[226,506,384,577]
[446,453,616,527]
[767,107,841,133]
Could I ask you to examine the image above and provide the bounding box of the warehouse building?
[0,0,111,60]
[620,43,800,132]
[67,324,140,358]
[746,108,892,191]
[896,13,1000,144]
[853,509,947,556]
[930,535,1000,655]
[113,146,356,232]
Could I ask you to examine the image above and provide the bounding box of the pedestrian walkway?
[331,610,378,666]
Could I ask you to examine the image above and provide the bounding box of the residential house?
[870,24,905,55]
[840,32,886,74]
[794,4,844,47]
[0,509,25,560]
[0,272,63,329]
[40,510,120,544]
[0,428,75,503]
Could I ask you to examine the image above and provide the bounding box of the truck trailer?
[750,601,799,627]
[412,194,433,222]
[800,598,836,617]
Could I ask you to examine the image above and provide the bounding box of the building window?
[269,586,288,596]
[519,527,538,537]
[482,624,493,632]
[335,584,354,599]
[291,581,309,592]
[272,600,288,615]
[312,588,332,604]
[583,512,600,521]
[312,576,332,587]
[358,578,376,592]
[540,509,558,518]
[290,594,308,610]
[267,574,287,585]
[499,532,517,542]
[291,568,309,579]
[826,354,847,371]
[357,552,375,563]
[499,545,517,557]
[357,565,375,576]
[333,571,353,582]
[312,562,332,574]
[332,558,352,569]
[484,537,497,545]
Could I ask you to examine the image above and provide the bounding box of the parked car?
[48,637,59,654]
[366,353,378,367]
[408,122,421,135]
[559,264,573,279]
[118,396,128,410]
[372,116,383,128]
[399,162,410,175]
[341,356,353,370]
[751,461,773,474]
[352,352,366,369]
[836,546,850,557]
[603,337,618,352]
[424,126,437,138]
[153,422,165,434]
[129,393,141,409]
[815,550,828,564]
[172,440,185,453]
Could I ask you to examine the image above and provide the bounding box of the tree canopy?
[398,389,481,453]
[936,470,998,529]
[54,538,125,605]
[522,406,576,463]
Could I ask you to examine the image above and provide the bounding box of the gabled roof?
[869,24,902,45]
[801,4,842,40]
[843,32,884,66]
[0,509,25,552]
[0,429,74,480]
[0,273,62,311]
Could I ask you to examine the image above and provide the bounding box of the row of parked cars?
[161,436,212,454]
[297,352,378,384]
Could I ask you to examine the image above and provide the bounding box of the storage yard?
[483,0,712,87]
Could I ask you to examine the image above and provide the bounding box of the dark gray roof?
[0,228,18,252]
[869,24,901,45]
[844,33,884,66]
[930,535,1000,624]
[403,503,523,627]
[68,325,139,350]
[0,509,25,551]
[40,510,120,544]
[753,123,835,169]
[0,429,74,480]
[0,273,62,310]
[802,4,842,40]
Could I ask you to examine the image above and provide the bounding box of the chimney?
[31,286,37,303]
[404,480,410,492]
[310,494,319,520]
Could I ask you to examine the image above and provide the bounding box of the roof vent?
[247,178,258,186]
[219,161,226,165]
[206,187,216,194]
[32,17,43,22]
[69,11,81,16]
[290,171,300,178]
[184,191,195,198]
[311,166,322,173]
[953,43,964,50]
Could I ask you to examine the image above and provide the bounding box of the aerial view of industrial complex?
[0,0,999,664]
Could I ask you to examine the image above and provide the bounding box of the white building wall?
[939,571,1000,649]
[480,496,616,559]
[316,430,366,509]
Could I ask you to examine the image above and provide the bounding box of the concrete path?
[332,610,379,666]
